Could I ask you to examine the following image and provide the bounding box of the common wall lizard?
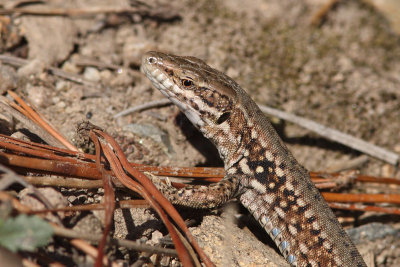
[141,51,366,267]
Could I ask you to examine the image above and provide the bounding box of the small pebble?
[0,64,17,93]
[26,85,52,108]
[83,67,101,82]
[151,230,163,244]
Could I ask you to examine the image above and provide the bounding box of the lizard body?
[141,51,366,267]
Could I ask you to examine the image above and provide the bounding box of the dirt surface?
[1,0,400,266]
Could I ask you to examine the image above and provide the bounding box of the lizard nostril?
[148,56,157,64]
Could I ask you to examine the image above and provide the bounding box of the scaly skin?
[141,51,366,267]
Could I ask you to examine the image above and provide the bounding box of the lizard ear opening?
[216,112,231,124]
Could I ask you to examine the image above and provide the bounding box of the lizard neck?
[207,93,288,173]
[203,106,249,169]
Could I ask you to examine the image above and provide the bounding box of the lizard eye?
[216,112,231,124]
[182,79,194,87]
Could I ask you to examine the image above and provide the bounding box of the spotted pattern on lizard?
[141,51,366,267]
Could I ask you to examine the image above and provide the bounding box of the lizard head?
[141,51,248,163]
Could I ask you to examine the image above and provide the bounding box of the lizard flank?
[141,51,366,267]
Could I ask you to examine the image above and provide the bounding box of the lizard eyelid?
[181,78,194,87]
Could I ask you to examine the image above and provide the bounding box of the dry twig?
[259,104,399,165]
[0,54,97,87]
[0,5,180,21]
[114,99,171,118]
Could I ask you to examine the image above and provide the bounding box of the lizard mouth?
[141,53,205,128]
[141,59,177,99]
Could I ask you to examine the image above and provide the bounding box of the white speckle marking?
[256,166,264,173]
[297,198,306,207]
[288,224,298,235]
[286,181,294,191]
[239,159,252,175]
[263,193,274,204]
[304,209,313,219]
[323,240,332,250]
[274,156,281,166]
[259,137,268,147]
[309,260,318,267]
[312,221,320,230]
[274,206,285,219]
[265,151,274,161]
[250,180,266,194]
[320,231,328,239]
[251,129,258,139]
[227,167,237,175]
[275,167,284,177]
[299,243,309,254]
[334,256,343,266]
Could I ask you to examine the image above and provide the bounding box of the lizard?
[140,51,367,267]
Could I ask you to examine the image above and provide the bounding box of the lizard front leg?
[147,172,241,209]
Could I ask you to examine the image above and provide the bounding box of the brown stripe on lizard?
[141,51,366,267]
